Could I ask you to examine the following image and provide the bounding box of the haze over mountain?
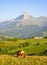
[0,12,47,38]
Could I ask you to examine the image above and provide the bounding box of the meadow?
[0,38,47,65]
[0,38,47,55]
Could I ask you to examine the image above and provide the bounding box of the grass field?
[0,55,47,65]
[0,38,47,65]
[0,38,47,55]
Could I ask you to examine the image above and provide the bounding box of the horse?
[17,50,26,58]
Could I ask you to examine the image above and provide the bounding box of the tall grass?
[0,55,47,65]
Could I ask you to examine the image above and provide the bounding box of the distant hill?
[0,12,47,38]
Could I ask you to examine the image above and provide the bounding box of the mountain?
[0,12,47,38]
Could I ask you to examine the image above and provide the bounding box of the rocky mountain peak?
[16,12,31,21]
[23,12,31,20]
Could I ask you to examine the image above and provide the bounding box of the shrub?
[28,53,35,56]
[39,50,47,56]
[35,42,40,46]
[7,38,18,41]
[45,43,47,45]
[44,36,47,39]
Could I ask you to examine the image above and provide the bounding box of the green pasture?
[0,38,47,55]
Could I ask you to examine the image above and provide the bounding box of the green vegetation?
[0,38,47,65]
[0,38,47,56]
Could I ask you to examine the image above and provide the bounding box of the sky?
[0,0,47,21]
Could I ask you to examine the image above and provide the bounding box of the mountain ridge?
[0,12,47,38]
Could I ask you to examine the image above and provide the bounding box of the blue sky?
[0,0,47,21]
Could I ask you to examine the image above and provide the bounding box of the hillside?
[0,38,47,55]
[0,12,47,38]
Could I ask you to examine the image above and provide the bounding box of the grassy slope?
[0,39,47,55]
[0,55,47,65]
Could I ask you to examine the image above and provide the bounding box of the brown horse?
[17,50,26,58]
